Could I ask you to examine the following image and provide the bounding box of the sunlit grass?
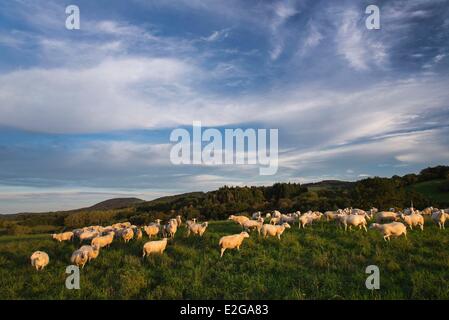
[1,219,449,299]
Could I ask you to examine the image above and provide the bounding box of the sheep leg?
[363,225,367,232]
[383,235,388,242]
[220,248,225,257]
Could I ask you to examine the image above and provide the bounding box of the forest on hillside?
[1,166,448,235]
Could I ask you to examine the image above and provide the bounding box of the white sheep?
[340,214,368,232]
[176,215,182,227]
[186,221,208,237]
[121,228,134,243]
[228,215,250,227]
[142,238,168,258]
[324,211,340,222]
[79,245,100,262]
[272,210,281,218]
[261,223,291,240]
[218,232,250,257]
[280,214,296,224]
[30,251,49,271]
[243,218,264,235]
[375,211,399,223]
[400,213,424,231]
[135,228,143,240]
[269,217,281,225]
[70,249,89,268]
[299,212,321,228]
[144,224,160,238]
[431,210,449,229]
[164,219,178,238]
[91,232,114,248]
[421,206,434,216]
[79,230,99,243]
[52,231,74,242]
[370,222,407,241]
[251,211,262,220]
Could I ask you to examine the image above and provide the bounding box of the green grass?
[1,219,449,300]
[409,180,449,204]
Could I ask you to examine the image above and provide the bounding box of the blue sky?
[1,0,449,213]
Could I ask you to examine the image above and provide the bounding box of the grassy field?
[1,219,449,300]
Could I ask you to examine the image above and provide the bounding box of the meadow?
[1,219,449,300]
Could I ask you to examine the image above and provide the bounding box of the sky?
[0,0,449,213]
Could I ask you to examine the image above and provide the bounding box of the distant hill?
[87,197,145,211]
[303,180,354,191]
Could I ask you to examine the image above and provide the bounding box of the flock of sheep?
[30,206,449,271]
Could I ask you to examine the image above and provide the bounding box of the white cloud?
[201,28,230,42]
[335,9,387,71]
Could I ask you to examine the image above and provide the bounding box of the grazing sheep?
[164,219,178,238]
[72,229,85,240]
[148,219,162,226]
[112,222,131,229]
[431,210,449,229]
[299,214,314,229]
[312,211,323,221]
[70,249,89,268]
[251,211,262,220]
[91,232,114,248]
[421,207,434,216]
[340,214,368,232]
[261,223,291,240]
[143,224,160,238]
[299,212,321,228]
[400,213,424,231]
[370,222,407,241]
[375,211,399,223]
[30,251,49,271]
[186,222,208,237]
[219,232,250,257]
[121,228,134,243]
[52,231,74,242]
[79,231,99,243]
[324,211,340,222]
[135,228,143,240]
[79,245,100,262]
[176,215,182,227]
[228,215,250,226]
[270,217,281,225]
[280,214,296,224]
[243,218,264,235]
[142,238,168,258]
[272,210,281,218]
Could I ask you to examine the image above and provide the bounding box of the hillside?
[87,198,145,211]
[1,165,448,235]
[408,180,449,204]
